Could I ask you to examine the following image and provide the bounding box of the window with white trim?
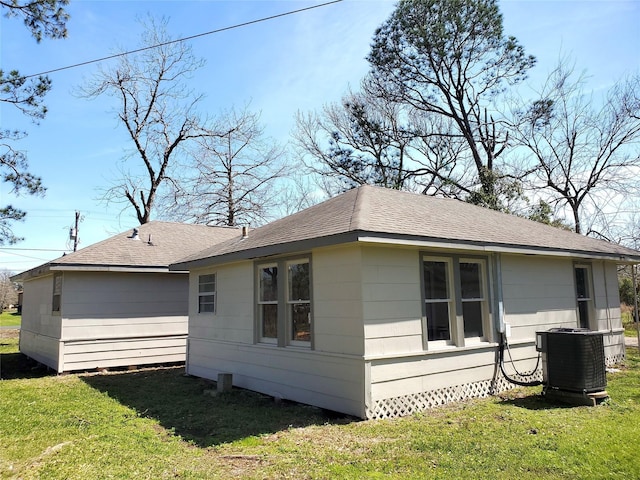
[258,265,279,342]
[574,264,592,329]
[423,259,453,342]
[256,257,312,347]
[460,260,486,339]
[198,274,216,314]
[422,255,489,347]
[288,260,311,344]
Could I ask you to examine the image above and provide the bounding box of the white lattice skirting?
[365,353,624,420]
[606,351,625,366]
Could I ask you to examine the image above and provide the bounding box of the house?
[12,221,239,373]
[171,185,640,419]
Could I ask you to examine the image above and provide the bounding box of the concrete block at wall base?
[217,373,233,393]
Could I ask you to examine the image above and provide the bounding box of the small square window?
[198,274,216,314]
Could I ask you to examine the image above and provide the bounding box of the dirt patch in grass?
[0,328,19,340]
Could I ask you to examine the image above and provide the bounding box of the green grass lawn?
[0,310,21,327]
[1,332,639,479]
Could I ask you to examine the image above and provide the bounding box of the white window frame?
[286,259,311,347]
[574,263,593,330]
[459,258,489,344]
[257,263,279,344]
[422,256,455,348]
[422,254,491,350]
[255,256,312,348]
[197,273,216,314]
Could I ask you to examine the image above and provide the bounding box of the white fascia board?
[356,235,640,262]
[48,265,184,273]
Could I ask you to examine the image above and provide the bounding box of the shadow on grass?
[492,383,583,411]
[0,352,54,380]
[81,367,355,448]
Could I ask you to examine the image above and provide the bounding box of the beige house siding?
[188,263,254,344]
[188,339,365,417]
[62,272,188,339]
[501,255,578,339]
[360,246,502,417]
[186,245,626,419]
[313,245,364,356]
[361,250,624,418]
[19,274,63,371]
[62,336,186,371]
[501,255,624,363]
[20,271,189,373]
[186,245,367,417]
[362,246,423,357]
[368,347,497,399]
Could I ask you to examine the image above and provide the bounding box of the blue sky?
[1,0,638,274]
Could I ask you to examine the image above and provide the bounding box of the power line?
[0,251,56,261]
[14,0,343,81]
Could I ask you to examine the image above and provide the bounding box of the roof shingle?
[171,185,640,268]
[13,222,240,280]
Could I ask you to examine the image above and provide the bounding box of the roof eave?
[49,264,188,273]
[170,231,362,270]
[10,263,52,282]
[358,234,640,262]
[170,230,640,270]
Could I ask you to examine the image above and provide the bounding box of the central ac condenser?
[535,328,607,394]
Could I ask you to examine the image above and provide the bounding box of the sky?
[1,0,638,275]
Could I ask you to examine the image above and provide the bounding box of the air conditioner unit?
[535,328,607,404]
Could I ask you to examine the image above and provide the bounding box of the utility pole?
[69,211,81,252]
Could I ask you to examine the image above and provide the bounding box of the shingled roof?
[13,221,240,281]
[171,185,640,270]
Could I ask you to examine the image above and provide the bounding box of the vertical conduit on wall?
[602,260,612,333]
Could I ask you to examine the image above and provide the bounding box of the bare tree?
[367,0,536,210]
[275,171,325,217]
[294,74,509,203]
[164,106,286,227]
[79,16,207,224]
[512,62,640,234]
[294,78,417,193]
[0,0,69,244]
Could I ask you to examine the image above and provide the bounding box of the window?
[422,256,489,347]
[288,260,310,344]
[52,272,62,313]
[258,265,278,342]
[460,261,485,339]
[574,265,592,329]
[257,257,312,347]
[423,260,452,342]
[198,274,216,313]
